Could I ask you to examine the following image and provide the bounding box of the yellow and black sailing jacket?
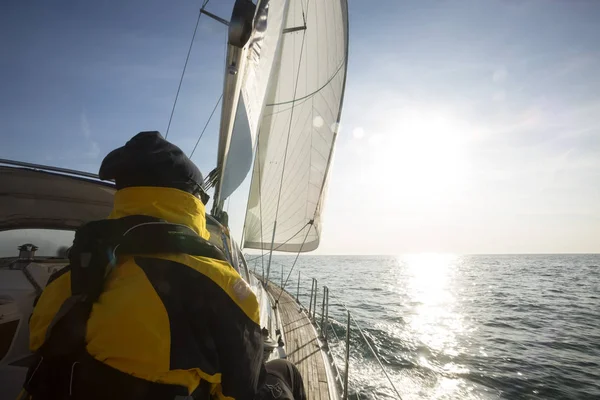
[28,187,264,399]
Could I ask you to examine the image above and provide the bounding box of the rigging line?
[241,129,266,279]
[305,76,314,219]
[299,0,307,22]
[240,129,266,276]
[253,136,311,213]
[257,127,266,281]
[266,169,309,216]
[264,27,308,283]
[301,0,307,26]
[275,27,306,216]
[255,142,312,215]
[246,226,306,260]
[264,204,312,238]
[165,0,210,139]
[349,313,402,399]
[327,292,403,399]
[275,222,313,304]
[271,28,308,228]
[260,179,310,220]
[189,94,223,158]
[245,221,311,262]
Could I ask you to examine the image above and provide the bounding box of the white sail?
[243,0,349,252]
[219,0,289,201]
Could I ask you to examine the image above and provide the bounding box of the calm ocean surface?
[254,255,600,399]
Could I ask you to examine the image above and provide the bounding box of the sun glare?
[366,108,470,204]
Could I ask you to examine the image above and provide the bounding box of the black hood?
[99,131,206,199]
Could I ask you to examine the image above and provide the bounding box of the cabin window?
[0,229,74,259]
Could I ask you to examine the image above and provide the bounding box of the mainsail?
[216,0,289,204]
[242,0,349,252]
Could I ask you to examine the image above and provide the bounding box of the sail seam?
[309,0,350,224]
[243,0,347,253]
[257,114,313,213]
[270,26,308,242]
[246,221,311,257]
[241,0,292,247]
[265,58,345,107]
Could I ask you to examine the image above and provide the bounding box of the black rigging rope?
[189,94,222,158]
[165,0,210,139]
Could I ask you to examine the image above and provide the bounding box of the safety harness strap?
[24,215,224,399]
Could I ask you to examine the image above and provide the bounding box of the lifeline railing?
[266,269,402,400]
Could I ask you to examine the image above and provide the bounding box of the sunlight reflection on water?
[397,254,485,399]
[402,254,461,354]
[280,254,600,399]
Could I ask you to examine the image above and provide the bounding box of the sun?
[366,108,470,205]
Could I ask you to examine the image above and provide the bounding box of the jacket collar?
[108,187,210,240]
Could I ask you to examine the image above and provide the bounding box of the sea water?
[255,254,600,399]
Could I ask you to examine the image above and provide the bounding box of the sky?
[2,0,600,255]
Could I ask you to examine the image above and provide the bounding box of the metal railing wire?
[265,269,403,400]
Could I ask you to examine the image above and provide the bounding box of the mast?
[212,0,289,221]
[212,0,257,217]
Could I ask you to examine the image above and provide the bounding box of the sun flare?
[366,108,471,203]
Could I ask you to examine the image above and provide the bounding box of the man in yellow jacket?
[23,132,306,400]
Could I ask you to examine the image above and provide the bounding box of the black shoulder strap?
[28,216,222,399]
[115,220,227,262]
[69,215,227,299]
[41,216,228,354]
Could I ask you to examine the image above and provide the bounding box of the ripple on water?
[272,254,600,399]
